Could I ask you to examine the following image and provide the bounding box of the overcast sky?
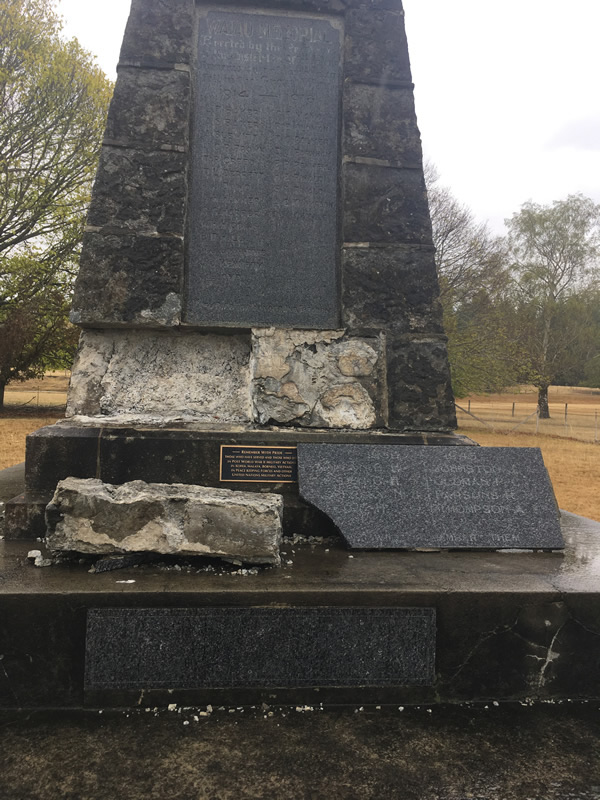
[58,0,600,234]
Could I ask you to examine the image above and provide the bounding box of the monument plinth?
[1,0,587,712]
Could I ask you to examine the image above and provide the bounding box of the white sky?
[58,0,600,234]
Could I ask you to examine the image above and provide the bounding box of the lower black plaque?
[85,607,436,689]
[220,445,298,483]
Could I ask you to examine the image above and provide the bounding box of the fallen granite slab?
[297,444,563,550]
[45,478,283,565]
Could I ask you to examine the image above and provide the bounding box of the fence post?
[468,399,471,413]
[536,410,540,434]
[512,402,515,418]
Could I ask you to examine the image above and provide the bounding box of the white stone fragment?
[27,549,52,567]
[46,478,283,565]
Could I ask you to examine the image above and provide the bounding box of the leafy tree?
[579,288,600,388]
[506,194,600,416]
[0,0,112,406]
[426,166,518,397]
[549,290,600,387]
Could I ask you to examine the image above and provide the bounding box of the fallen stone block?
[45,478,283,565]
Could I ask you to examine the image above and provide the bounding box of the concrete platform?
[2,509,600,709]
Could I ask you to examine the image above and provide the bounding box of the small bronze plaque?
[220,445,298,483]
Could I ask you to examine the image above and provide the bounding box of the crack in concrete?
[0,654,20,705]
[537,623,566,688]
[446,617,519,683]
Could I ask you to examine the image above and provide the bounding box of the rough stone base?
[2,513,600,708]
[65,327,456,432]
[66,329,252,424]
[46,478,283,565]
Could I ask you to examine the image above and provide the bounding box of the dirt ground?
[2,704,600,800]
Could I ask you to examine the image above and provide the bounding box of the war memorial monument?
[2,0,600,710]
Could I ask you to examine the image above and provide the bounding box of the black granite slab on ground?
[85,607,436,690]
[298,444,564,550]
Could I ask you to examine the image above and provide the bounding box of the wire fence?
[456,399,600,443]
[3,388,68,410]
[4,381,600,444]
[3,371,70,411]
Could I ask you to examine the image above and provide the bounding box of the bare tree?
[425,165,517,396]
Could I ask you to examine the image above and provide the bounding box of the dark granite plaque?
[220,445,298,483]
[298,445,564,550]
[186,9,342,328]
[85,607,436,689]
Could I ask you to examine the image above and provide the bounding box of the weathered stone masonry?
[70,0,455,432]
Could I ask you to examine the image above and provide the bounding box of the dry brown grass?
[0,414,63,470]
[10,371,70,392]
[459,386,600,521]
[463,385,600,405]
[4,371,70,409]
[460,426,600,522]
[456,386,600,443]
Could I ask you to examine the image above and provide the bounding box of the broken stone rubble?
[45,478,283,565]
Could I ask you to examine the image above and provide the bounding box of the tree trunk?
[537,384,550,419]
[0,380,5,410]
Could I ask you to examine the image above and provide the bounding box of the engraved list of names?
[186,9,342,328]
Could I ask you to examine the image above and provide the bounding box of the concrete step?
[1,512,599,709]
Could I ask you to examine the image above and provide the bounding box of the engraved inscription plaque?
[85,607,436,689]
[186,9,342,328]
[298,445,565,550]
[220,445,298,483]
